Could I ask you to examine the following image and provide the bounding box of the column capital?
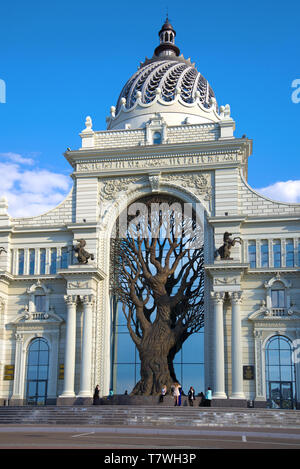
[79,294,95,306]
[229,291,243,305]
[64,294,78,305]
[210,291,225,304]
[15,332,24,343]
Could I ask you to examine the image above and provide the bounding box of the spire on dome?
[154,16,180,57]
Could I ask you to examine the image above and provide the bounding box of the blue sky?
[0,0,299,216]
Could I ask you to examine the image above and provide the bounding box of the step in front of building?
[0,406,299,428]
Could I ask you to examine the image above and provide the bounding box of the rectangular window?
[286,240,294,267]
[248,241,256,268]
[50,248,57,274]
[261,241,269,267]
[40,249,46,275]
[29,249,35,275]
[18,249,24,275]
[273,241,281,268]
[35,295,46,312]
[61,247,68,269]
[271,290,285,308]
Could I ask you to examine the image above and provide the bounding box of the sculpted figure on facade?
[215,232,242,260]
[73,239,94,264]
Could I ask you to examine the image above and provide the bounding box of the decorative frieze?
[67,281,90,290]
[100,176,143,200]
[161,172,212,201]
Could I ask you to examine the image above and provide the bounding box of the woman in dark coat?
[188,386,196,406]
[93,384,100,405]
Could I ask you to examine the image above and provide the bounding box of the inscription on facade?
[76,152,240,173]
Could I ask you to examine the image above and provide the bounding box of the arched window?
[265,335,296,409]
[264,275,291,317]
[26,338,49,405]
[153,132,162,145]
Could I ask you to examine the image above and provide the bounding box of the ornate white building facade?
[0,19,299,407]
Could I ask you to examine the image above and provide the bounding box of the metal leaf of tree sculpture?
[112,195,204,395]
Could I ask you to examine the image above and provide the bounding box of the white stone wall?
[91,123,220,150]
[11,188,75,227]
[239,174,300,216]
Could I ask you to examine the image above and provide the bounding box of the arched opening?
[153,131,162,145]
[26,338,49,405]
[110,193,205,396]
[265,335,296,409]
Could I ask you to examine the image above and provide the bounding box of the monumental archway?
[109,192,207,395]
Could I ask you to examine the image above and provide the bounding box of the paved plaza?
[1,424,300,449]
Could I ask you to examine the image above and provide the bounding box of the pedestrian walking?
[188,386,195,406]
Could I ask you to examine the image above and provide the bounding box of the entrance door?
[26,338,49,405]
[269,381,294,409]
[26,379,48,405]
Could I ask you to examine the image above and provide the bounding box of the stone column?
[210,292,227,399]
[229,291,245,399]
[60,295,77,397]
[78,294,95,398]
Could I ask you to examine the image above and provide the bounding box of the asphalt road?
[1,425,300,450]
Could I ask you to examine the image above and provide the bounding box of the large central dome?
[106,19,220,130]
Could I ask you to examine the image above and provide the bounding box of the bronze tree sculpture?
[111,195,204,395]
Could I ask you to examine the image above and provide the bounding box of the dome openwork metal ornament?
[115,59,216,114]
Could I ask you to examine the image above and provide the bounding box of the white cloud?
[0,154,72,218]
[0,152,34,166]
[255,180,300,203]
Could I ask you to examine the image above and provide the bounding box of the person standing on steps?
[159,385,167,403]
[93,384,100,405]
[178,385,183,406]
[205,387,212,407]
[198,391,205,406]
[188,386,195,406]
[172,383,180,406]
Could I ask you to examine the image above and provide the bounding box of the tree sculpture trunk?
[132,316,176,395]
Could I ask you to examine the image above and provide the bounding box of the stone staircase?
[0,405,299,428]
